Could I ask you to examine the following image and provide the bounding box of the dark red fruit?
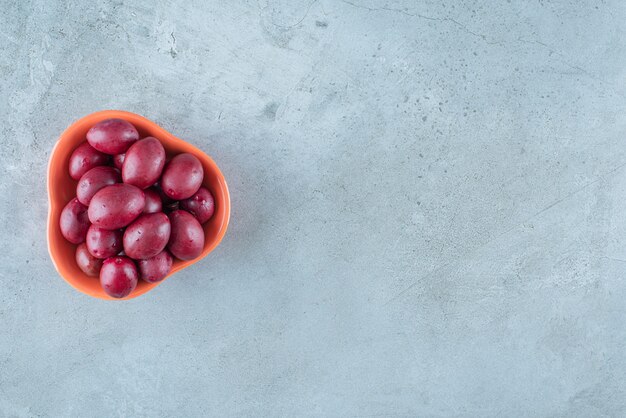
[180,187,215,224]
[153,182,176,204]
[59,198,90,244]
[86,225,123,259]
[167,210,204,260]
[113,153,125,169]
[75,243,103,277]
[122,137,166,189]
[143,188,163,214]
[160,153,203,200]
[68,142,109,180]
[123,212,171,260]
[76,166,121,206]
[138,250,173,283]
[99,256,138,298]
[87,118,139,155]
[88,184,145,230]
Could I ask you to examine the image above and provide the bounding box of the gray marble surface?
[1,0,626,416]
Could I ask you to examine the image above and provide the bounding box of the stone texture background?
[1,0,625,416]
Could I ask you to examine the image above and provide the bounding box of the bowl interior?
[47,110,230,300]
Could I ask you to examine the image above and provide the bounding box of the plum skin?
[123,212,171,260]
[167,210,205,260]
[86,225,123,259]
[76,166,121,206]
[59,198,90,244]
[99,256,138,298]
[88,184,146,230]
[122,137,166,189]
[143,188,163,214]
[138,250,173,283]
[180,187,215,224]
[68,142,109,180]
[160,153,204,200]
[87,118,139,155]
[75,243,103,277]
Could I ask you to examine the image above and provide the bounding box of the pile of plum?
[59,118,214,298]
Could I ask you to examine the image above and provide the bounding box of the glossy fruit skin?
[180,187,215,224]
[86,225,123,259]
[86,118,139,155]
[68,142,109,180]
[143,188,163,214]
[59,198,90,244]
[160,153,204,200]
[76,166,121,206]
[138,250,173,283]
[75,243,103,277]
[167,210,204,260]
[154,182,177,206]
[113,153,125,170]
[122,137,166,189]
[123,213,171,260]
[99,256,138,298]
[88,184,146,230]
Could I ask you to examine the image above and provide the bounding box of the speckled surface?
[1,0,626,416]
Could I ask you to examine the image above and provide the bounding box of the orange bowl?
[47,110,230,300]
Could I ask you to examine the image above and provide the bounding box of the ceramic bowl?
[47,110,230,300]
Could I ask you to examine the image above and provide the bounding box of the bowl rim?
[47,110,231,300]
